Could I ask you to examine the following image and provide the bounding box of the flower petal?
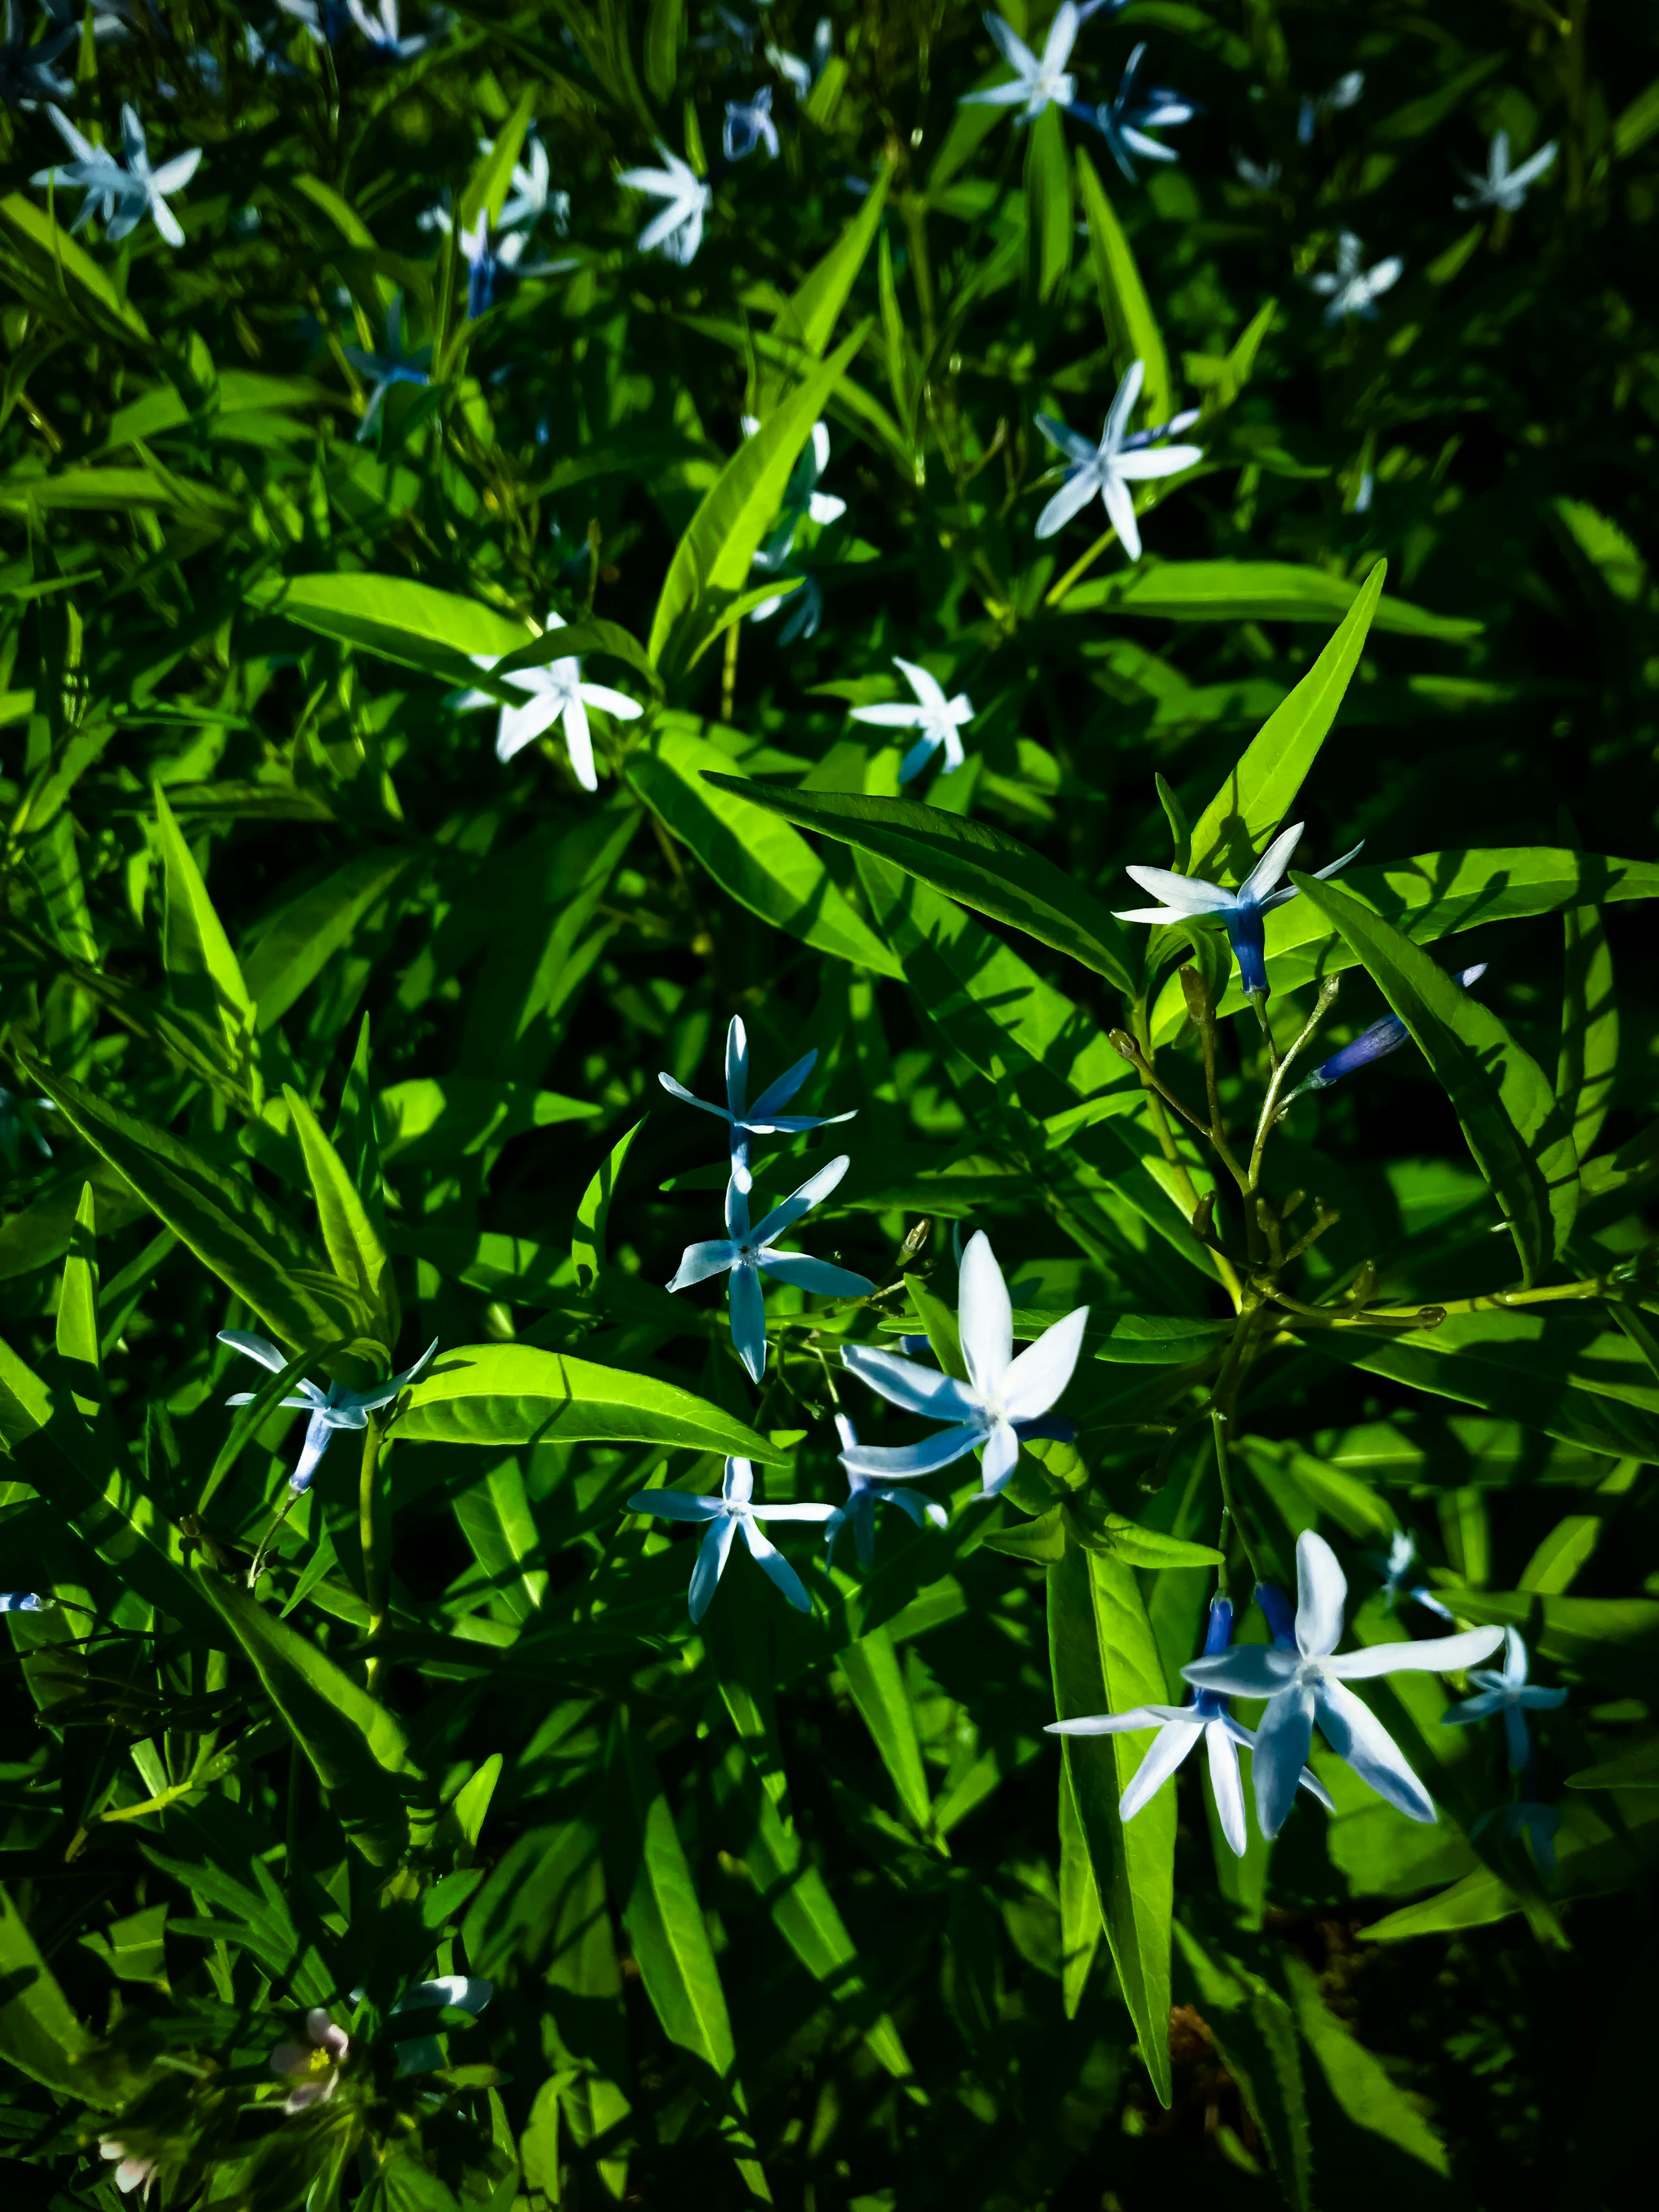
[218,1328,290,1374]
[1120,1714,1202,1821]
[839,1424,985,1480]
[957,1230,1013,1399]
[1121,864,1233,915]
[1046,1705,1191,1735]
[978,1421,1020,1496]
[1183,1645,1300,1699]
[1205,1720,1248,1857]
[1315,1678,1436,1823]
[747,1047,818,1122]
[750,1154,850,1244]
[1252,1681,1316,1839]
[688,1515,737,1622]
[667,1240,736,1291]
[1102,358,1145,453]
[756,1252,875,1298]
[627,1490,724,1522]
[839,1344,978,1419]
[1326,1625,1505,1680]
[1001,1305,1089,1422]
[1294,1528,1348,1657]
[729,1267,768,1383]
[739,1517,813,1613]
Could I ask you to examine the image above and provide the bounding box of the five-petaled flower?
[457,612,641,790]
[839,1231,1087,1500]
[271,2009,350,2111]
[219,1332,439,1493]
[724,86,779,160]
[34,103,201,244]
[1074,43,1196,184]
[1309,231,1402,324]
[850,656,976,785]
[1182,1532,1504,1838]
[1047,1597,1333,1854]
[1033,359,1202,559]
[961,5,1079,125]
[346,0,441,59]
[667,1155,872,1384]
[618,143,711,265]
[1454,130,1557,214]
[341,296,431,441]
[1442,1626,1567,1772]
[1287,964,1486,1103]
[1361,1528,1454,1623]
[99,2141,157,2198]
[1114,818,1363,999]
[2,0,75,109]
[824,1413,949,1570]
[659,1015,855,1195]
[628,1456,836,1621]
[500,135,569,233]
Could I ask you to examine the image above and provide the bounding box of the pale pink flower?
[99,2141,157,2197]
[270,2008,350,2111]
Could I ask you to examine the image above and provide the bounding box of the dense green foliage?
[1,1,1658,2206]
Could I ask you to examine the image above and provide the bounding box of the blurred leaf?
[0,1881,93,2094]
[1076,148,1169,422]
[839,1627,932,1832]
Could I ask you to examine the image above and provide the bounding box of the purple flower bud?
[1293,964,1487,1099]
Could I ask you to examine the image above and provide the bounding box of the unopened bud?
[898,1217,931,1268]
[1179,965,1213,1023]
[1109,1029,1143,1062]
[1416,1305,1447,1330]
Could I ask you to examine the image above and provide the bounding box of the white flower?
[270,2009,350,2112]
[839,1231,1087,1500]
[1308,232,1403,324]
[33,102,200,245]
[960,4,1079,124]
[724,86,779,160]
[617,143,711,265]
[500,136,569,233]
[1032,359,1202,559]
[456,613,643,791]
[99,2143,157,2198]
[849,655,974,786]
[346,0,440,59]
[1453,130,1557,214]
[1182,1530,1504,1838]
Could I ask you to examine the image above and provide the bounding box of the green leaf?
[199,1571,425,1866]
[1279,1951,1449,2171]
[377,1078,600,1165]
[1057,1762,1103,2021]
[647,325,867,678]
[458,88,535,231]
[244,571,531,685]
[1174,1922,1313,2207]
[1075,148,1170,423]
[285,1086,398,1350]
[1433,1587,1659,1702]
[1047,1536,1174,2107]
[1186,564,1385,887]
[1092,1515,1225,1571]
[616,1709,735,2078]
[573,1117,647,1293]
[1613,72,1659,159]
[644,0,683,102]
[17,1052,372,1352]
[1060,557,1477,640]
[628,726,902,977]
[396,1343,791,1464]
[453,1457,547,1625]
[981,1502,1068,1564]
[0,1880,94,2094]
[153,783,261,1106]
[1292,872,1580,1283]
[838,1627,932,1832]
[1558,895,1618,1159]
[768,164,892,368]
[1026,106,1073,304]
[1094,1314,1232,1365]
[0,191,152,340]
[241,851,416,1033]
[491,616,660,690]
[700,778,1133,992]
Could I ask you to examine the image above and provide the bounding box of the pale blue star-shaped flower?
[1297,69,1363,145]
[849,656,974,785]
[342,296,431,440]
[766,15,832,99]
[1073,42,1197,184]
[960,4,1078,124]
[1114,818,1363,999]
[0,1591,44,1612]
[499,136,569,234]
[1048,1596,1334,1855]
[1183,1532,1503,1839]
[627,1456,836,1621]
[34,102,201,244]
[1033,359,1202,559]
[346,0,443,60]
[617,144,711,265]
[839,1232,1087,1500]
[1,0,75,109]
[658,1015,855,1196]
[824,1413,949,1570]
[1441,1626,1567,1772]
[219,1331,439,1493]
[1361,1529,1454,1622]
[1309,231,1403,324]
[667,1157,873,1385]
[1454,130,1557,214]
[276,0,356,44]
[724,85,779,160]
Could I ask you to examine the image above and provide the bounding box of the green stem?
[359,1417,389,1697]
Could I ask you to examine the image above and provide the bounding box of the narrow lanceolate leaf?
[153,782,261,1106]
[648,324,868,680]
[700,779,1135,993]
[1293,872,1580,1283]
[1075,149,1170,425]
[630,725,903,977]
[0,1882,94,2095]
[396,1343,792,1464]
[768,163,892,365]
[572,1117,648,1291]
[1026,105,1074,305]
[15,1053,372,1351]
[839,1627,932,1832]
[284,1086,398,1350]
[1557,897,1618,1158]
[1048,1535,1175,2107]
[1058,1762,1104,2021]
[1187,563,1386,886]
[616,1709,736,2078]
[1174,1923,1313,2208]
[1060,559,1476,640]
[244,571,531,688]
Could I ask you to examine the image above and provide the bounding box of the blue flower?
[219,1331,439,1493]
[839,1232,1087,1500]
[1,0,75,109]
[1454,130,1557,214]
[1360,1529,1455,1623]
[627,1456,836,1621]
[767,15,833,99]
[1114,818,1364,999]
[724,86,779,160]
[1308,232,1403,324]
[749,418,846,571]
[1441,1627,1567,1772]
[617,143,711,264]
[849,656,975,785]
[1033,359,1202,558]
[341,296,431,440]
[1047,1596,1334,1854]
[666,1157,873,1385]
[1297,69,1363,145]
[1289,964,1487,1103]
[960,4,1079,125]
[0,1591,44,1612]
[276,0,358,44]
[1472,1754,1562,1878]
[1071,43,1197,184]
[1184,1532,1504,1838]
[823,1414,949,1569]
[344,0,443,60]
[32,102,201,245]
[658,1015,855,1196]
